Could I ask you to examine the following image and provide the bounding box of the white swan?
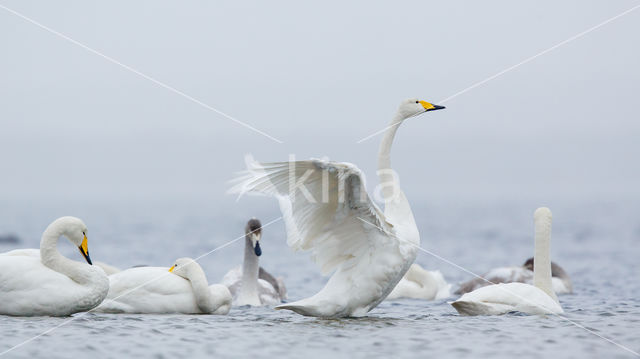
[0,217,109,317]
[95,261,121,275]
[451,208,564,316]
[221,219,287,306]
[230,99,445,317]
[454,257,572,295]
[385,263,451,300]
[95,257,232,314]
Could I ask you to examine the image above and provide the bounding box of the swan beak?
[251,233,262,257]
[168,265,175,272]
[419,101,446,112]
[78,235,92,265]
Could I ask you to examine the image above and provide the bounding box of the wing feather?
[230,156,394,275]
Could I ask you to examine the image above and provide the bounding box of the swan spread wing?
[230,157,394,276]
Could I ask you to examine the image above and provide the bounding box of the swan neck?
[40,222,91,284]
[187,266,215,313]
[377,113,403,203]
[533,214,558,302]
[239,236,260,302]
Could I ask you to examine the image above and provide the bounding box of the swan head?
[51,216,92,265]
[397,98,445,120]
[245,218,262,257]
[168,257,199,278]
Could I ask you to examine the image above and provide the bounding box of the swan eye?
[415,101,419,104]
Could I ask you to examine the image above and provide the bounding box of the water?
[0,198,638,358]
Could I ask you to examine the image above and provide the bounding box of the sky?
[1,0,639,205]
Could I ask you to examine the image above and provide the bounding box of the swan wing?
[0,255,98,316]
[221,266,242,296]
[230,157,394,275]
[98,267,199,314]
[259,266,287,299]
[258,278,282,305]
[0,248,41,257]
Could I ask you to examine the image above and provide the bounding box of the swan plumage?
[451,208,564,316]
[455,258,572,295]
[95,258,231,314]
[385,263,451,300]
[221,219,287,306]
[0,217,109,317]
[230,99,445,317]
[451,282,563,315]
[95,261,121,275]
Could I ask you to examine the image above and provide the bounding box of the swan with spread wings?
[230,99,445,318]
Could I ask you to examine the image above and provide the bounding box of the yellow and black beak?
[168,265,175,273]
[78,235,92,265]
[419,100,446,112]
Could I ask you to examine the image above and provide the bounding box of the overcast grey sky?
[1,1,639,204]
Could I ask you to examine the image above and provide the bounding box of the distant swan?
[95,258,232,314]
[0,217,109,316]
[385,264,451,300]
[455,257,572,295]
[451,208,564,316]
[222,219,287,306]
[230,99,445,317]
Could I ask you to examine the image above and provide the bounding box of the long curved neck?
[533,214,558,302]
[377,113,404,205]
[238,236,260,304]
[40,224,91,284]
[186,265,215,313]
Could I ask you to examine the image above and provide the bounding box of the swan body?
[451,282,563,315]
[385,264,451,300]
[95,258,231,314]
[230,99,445,317]
[451,208,563,316]
[222,219,287,306]
[455,260,572,295]
[0,217,109,317]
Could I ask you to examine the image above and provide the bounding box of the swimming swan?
[385,263,451,301]
[0,216,109,317]
[454,257,572,295]
[230,99,445,317]
[222,219,287,306]
[95,258,231,314]
[451,208,564,316]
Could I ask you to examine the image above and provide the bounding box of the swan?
[221,219,287,306]
[454,257,572,295]
[95,257,232,314]
[0,217,109,317]
[95,261,121,275]
[450,207,564,316]
[230,99,445,317]
[385,263,451,301]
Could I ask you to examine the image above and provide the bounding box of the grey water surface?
[0,199,638,359]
